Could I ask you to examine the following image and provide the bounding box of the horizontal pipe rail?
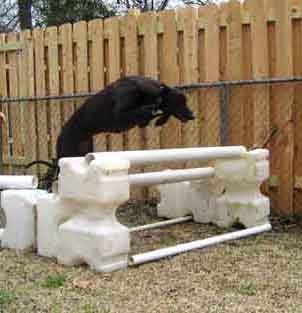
[128,167,215,186]
[130,223,272,266]
[86,146,246,165]
[129,216,193,232]
[0,175,38,189]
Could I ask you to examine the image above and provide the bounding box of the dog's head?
[155,87,195,126]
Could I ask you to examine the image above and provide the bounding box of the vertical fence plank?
[73,21,89,106]
[33,28,49,170]
[139,12,160,153]
[46,27,61,159]
[225,0,244,145]
[179,8,200,169]
[244,0,270,196]
[158,10,181,151]
[199,5,220,147]
[290,0,302,215]
[18,32,29,173]
[180,8,199,149]
[7,33,23,166]
[105,17,124,151]
[245,0,270,148]
[241,23,254,148]
[138,12,161,199]
[270,0,294,215]
[23,31,38,174]
[0,34,10,170]
[293,17,302,214]
[123,11,145,199]
[124,11,141,152]
[59,24,75,125]
[88,19,107,153]
[73,21,93,155]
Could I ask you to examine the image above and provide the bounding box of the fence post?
[219,84,229,146]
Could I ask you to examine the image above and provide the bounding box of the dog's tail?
[25,160,58,170]
[25,159,59,192]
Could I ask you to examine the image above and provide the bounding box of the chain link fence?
[1,77,302,215]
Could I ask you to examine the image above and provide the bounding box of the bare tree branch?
[157,0,169,11]
[0,2,18,18]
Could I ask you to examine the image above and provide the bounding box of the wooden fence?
[1,0,302,216]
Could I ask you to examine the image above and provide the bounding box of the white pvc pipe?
[86,146,247,165]
[130,223,272,266]
[0,176,38,189]
[129,216,193,232]
[0,228,4,240]
[129,167,214,187]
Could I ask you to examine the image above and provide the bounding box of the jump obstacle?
[0,146,271,272]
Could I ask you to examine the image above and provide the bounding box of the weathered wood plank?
[88,19,107,153]
[104,17,124,151]
[46,26,61,158]
[33,28,49,170]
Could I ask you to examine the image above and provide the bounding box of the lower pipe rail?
[129,216,193,232]
[130,223,272,266]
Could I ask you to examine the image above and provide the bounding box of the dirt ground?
[0,201,302,313]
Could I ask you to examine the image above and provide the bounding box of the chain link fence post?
[219,84,230,146]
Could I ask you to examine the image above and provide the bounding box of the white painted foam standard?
[86,146,247,165]
[1,189,47,250]
[130,216,193,232]
[131,223,272,265]
[0,175,38,189]
[129,167,214,186]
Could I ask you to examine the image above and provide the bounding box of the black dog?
[26,76,195,189]
[56,76,195,158]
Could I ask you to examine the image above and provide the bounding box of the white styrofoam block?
[234,196,270,227]
[254,160,270,182]
[157,181,192,218]
[215,151,269,183]
[58,157,130,204]
[57,213,130,272]
[215,158,254,181]
[214,195,270,228]
[36,193,83,258]
[190,179,224,224]
[1,189,47,250]
[157,178,224,223]
[246,149,269,161]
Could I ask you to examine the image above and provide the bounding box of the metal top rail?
[1,76,302,103]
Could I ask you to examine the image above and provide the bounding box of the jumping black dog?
[26,76,195,189]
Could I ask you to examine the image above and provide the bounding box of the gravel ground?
[1,201,302,313]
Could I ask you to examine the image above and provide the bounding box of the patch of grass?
[159,234,178,246]
[238,282,257,296]
[42,274,67,289]
[0,289,15,305]
[82,304,110,313]
[51,304,61,313]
